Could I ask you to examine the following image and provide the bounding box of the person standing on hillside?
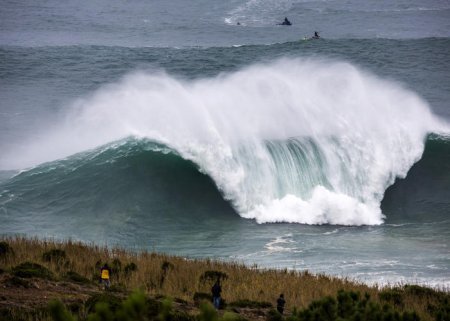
[277,293,286,314]
[100,263,111,289]
[211,279,222,309]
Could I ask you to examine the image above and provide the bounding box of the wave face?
[1,58,447,225]
[0,140,236,232]
[382,134,450,223]
[2,135,449,226]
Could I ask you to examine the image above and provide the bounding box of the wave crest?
[3,58,447,225]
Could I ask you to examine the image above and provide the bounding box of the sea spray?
[1,58,442,225]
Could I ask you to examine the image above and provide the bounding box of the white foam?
[243,187,383,225]
[2,58,447,225]
[264,234,297,252]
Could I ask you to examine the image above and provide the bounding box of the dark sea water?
[1,0,449,288]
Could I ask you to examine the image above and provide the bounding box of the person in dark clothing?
[312,31,320,39]
[277,294,286,314]
[211,280,222,309]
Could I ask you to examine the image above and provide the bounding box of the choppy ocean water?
[1,0,449,288]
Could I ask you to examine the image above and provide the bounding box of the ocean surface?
[1,0,450,288]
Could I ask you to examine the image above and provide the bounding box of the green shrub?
[155,297,195,321]
[42,249,66,263]
[200,271,228,283]
[87,302,114,321]
[12,262,54,279]
[5,275,31,288]
[64,271,91,284]
[111,258,122,275]
[124,262,138,276]
[0,307,13,320]
[404,285,437,299]
[67,300,84,314]
[222,311,247,321]
[95,260,102,270]
[198,301,218,321]
[0,241,14,266]
[307,296,337,321]
[402,311,421,321]
[194,292,212,305]
[110,291,146,321]
[336,290,359,318]
[434,297,450,321]
[174,297,188,305]
[0,241,14,259]
[146,297,162,319]
[158,297,173,321]
[295,290,423,321]
[48,300,76,321]
[109,283,127,293]
[228,299,272,309]
[85,292,122,314]
[266,309,283,321]
[379,289,404,307]
[47,292,193,321]
[173,312,197,321]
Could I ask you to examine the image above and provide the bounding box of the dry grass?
[1,236,447,320]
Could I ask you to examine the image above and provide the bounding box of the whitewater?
[2,58,447,226]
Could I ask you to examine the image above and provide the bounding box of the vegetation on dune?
[0,241,14,259]
[33,289,450,321]
[0,237,448,321]
[12,261,54,279]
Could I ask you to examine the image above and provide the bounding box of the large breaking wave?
[1,58,448,225]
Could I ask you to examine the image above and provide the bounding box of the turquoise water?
[1,0,449,287]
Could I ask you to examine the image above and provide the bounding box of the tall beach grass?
[0,236,448,321]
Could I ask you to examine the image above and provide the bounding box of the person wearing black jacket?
[277,293,286,314]
[211,280,222,309]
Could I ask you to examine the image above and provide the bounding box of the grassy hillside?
[0,237,448,321]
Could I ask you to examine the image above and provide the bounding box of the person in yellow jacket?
[100,263,111,289]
